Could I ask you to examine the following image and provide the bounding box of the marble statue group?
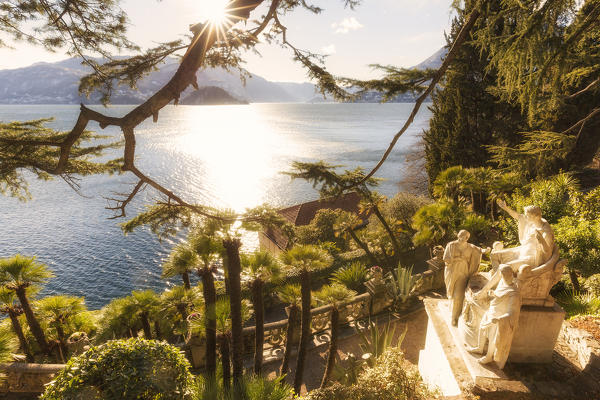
[442,199,566,369]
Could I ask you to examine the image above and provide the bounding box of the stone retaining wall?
[0,362,63,394]
[559,320,600,371]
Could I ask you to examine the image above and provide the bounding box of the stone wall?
[0,362,63,394]
[559,321,600,371]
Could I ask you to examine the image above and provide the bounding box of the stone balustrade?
[0,268,443,391]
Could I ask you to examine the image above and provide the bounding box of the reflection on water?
[0,103,430,308]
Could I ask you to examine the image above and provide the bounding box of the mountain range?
[0,48,446,105]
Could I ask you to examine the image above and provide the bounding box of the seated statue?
[492,199,554,271]
[466,265,521,369]
[476,200,557,300]
[443,230,489,326]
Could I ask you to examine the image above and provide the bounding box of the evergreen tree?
[424,0,524,186]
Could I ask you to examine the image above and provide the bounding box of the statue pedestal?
[509,304,565,363]
[419,298,565,396]
[419,299,509,396]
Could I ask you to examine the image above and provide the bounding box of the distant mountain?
[412,47,447,70]
[0,49,447,105]
[180,86,248,105]
[0,57,318,104]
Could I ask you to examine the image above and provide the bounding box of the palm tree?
[280,245,333,394]
[189,228,223,377]
[222,237,244,388]
[0,326,15,364]
[162,243,198,289]
[126,290,160,339]
[214,297,253,392]
[0,255,53,355]
[276,284,302,377]
[241,250,282,375]
[96,296,140,342]
[313,283,356,388]
[37,295,86,362]
[0,287,33,362]
[160,285,200,338]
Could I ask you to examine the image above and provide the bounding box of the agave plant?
[385,265,415,309]
[358,319,405,367]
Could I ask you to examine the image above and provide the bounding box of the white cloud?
[321,44,336,55]
[332,17,364,34]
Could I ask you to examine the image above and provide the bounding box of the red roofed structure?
[259,192,363,253]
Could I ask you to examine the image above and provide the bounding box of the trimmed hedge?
[42,338,195,400]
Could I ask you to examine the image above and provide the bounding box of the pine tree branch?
[566,78,600,100]
[348,5,481,188]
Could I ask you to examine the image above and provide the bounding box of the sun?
[196,0,230,25]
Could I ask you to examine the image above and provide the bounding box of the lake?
[0,103,430,309]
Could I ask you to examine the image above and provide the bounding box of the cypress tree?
[424,0,524,187]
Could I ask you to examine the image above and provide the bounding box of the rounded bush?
[42,338,195,400]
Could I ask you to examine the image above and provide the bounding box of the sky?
[0,0,455,83]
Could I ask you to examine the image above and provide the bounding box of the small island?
[180,86,248,105]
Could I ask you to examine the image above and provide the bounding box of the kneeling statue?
[466,265,521,369]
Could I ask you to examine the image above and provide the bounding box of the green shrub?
[195,374,293,400]
[556,290,600,319]
[509,173,577,224]
[303,347,436,400]
[553,216,600,278]
[411,201,464,247]
[331,262,369,293]
[295,209,349,251]
[584,274,600,296]
[42,339,195,400]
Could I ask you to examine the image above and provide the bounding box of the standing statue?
[492,199,554,271]
[467,265,521,369]
[443,230,489,326]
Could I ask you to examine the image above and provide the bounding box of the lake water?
[0,103,430,309]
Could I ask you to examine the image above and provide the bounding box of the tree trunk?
[293,269,312,394]
[55,323,68,363]
[569,268,581,292]
[280,304,298,376]
[219,333,231,392]
[223,238,244,388]
[199,266,217,376]
[371,204,401,257]
[320,307,339,388]
[154,320,162,340]
[182,271,191,290]
[348,228,380,266]
[15,287,49,355]
[140,312,152,339]
[8,310,34,362]
[176,304,188,323]
[252,279,264,375]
